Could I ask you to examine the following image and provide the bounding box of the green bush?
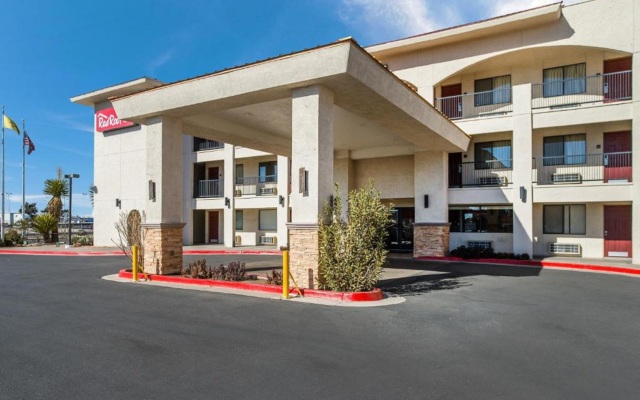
[31,213,58,243]
[450,245,530,260]
[72,235,93,246]
[318,181,392,292]
[4,229,23,246]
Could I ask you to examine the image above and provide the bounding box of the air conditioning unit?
[478,176,507,186]
[549,243,581,255]
[551,173,581,183]
[260,187,277,195]
[467,241,492,249]
[260,236,277,245]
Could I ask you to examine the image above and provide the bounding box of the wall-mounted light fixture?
[424,195,429,208]
[115,199,121,209]
[279,195,285,207]
[519,186,527,203]
[225,197,230,208]
[148,180,156,202]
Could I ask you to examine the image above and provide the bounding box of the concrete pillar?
[141,116,185,274]
[333,150,354,221]
[182,135,194,245]
[631,23,640,263]
[276,155,289,247]
[413,151,450,257]
[288,85,334,288]
[511,84,534,256]
[223,144,235,248]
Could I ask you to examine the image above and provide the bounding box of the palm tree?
[31,213,58,243]
[43,167,69,243]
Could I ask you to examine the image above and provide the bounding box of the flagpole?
[1,105,5,242]
[22,119,26,237]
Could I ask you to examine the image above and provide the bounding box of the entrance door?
[604,205,631,257]
[208,211,219,243]
[604,57,632,102]
[386,207,415,251]
[448,153,463,188]
[440,84,462,119]
[604,131,632,182]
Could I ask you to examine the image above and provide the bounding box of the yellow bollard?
[282,250,289,299]
[132,245,138,282]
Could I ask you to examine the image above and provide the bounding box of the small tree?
[113,210,145,268]
[31,213,58,243]
[18,202,38,219]
[318,181,392,292]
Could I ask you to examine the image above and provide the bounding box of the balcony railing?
[435,88,513,120]
[235,175,278,196]
[197,179,224,198]
[449,160,513,188]
[195,140,224,151]
[533,152,632,184]
[532,71,632,109]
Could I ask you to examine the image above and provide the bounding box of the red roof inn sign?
[96,107,135,132]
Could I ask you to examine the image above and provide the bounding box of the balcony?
[533,152,632,184]
[194,138,224,152]
[197,179,224,198]
[449,160,512,188]
[435,88,513,120]
[235,175,277,196]
[532,71,631,109]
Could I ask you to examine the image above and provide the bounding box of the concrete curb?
[418,256,640,277]
[0,249,281,256]
[117,269,384,301]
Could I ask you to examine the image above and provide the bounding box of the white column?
[631,29,640,263]
[182,135,194,245]
[511,84,534,256]
[276,155,289,247]
[414,151,448,223]
[333,150,353,221]
[223,144,235,248]
[290,86,334,223]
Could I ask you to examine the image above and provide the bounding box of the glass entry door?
[387,207,415,252]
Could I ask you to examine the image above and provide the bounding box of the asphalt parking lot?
[1,254,639,399]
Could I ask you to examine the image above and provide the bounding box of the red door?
[448,152,463,188]
[208,211,219,243]
[208,167,219,180]
[604,205,632,257]
[604,131,632,182]
[604,57,632,102]
[440,84,462,119]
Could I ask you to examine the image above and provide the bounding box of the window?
[235,164,244,184]
[235,210,243,231]
[259,161,277,183]
[543,63,586,97]
[543,205,586,234]
[449,206,513,233]
[259,209,277,231]
[474,75,512,106]
[193,137,224,151]
[543,134,586,166]
[474,140,512,169]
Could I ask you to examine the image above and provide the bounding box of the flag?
[24,131,35,155]
[3,114,20,135]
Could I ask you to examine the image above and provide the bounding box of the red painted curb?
[117,269,383,301]
[418,256,640,276]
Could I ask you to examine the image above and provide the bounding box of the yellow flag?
[3,114,20,135]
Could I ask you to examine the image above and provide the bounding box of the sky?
[0,0,581,218]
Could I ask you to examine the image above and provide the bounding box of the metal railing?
[197,179,224,197]
[435,88,513,120]
[235,175,278,196]
[196,140,224,151]
[449,160,513,188]
[533,152,632,184]
[532,71,632,109]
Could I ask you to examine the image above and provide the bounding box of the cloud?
[339,0,446,42]
[148,49,175,74]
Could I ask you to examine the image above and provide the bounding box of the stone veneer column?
[143,115,184,274]
[413,151,449,257]
[142,223,186,274]
[288,86,334,289]
[413,223,450,257]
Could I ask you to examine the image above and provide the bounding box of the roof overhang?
[109,39,470,157]
[71,77,164,106]
[367,3,562,58]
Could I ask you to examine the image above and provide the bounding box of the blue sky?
[1,0,576,217]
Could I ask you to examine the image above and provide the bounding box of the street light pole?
[64,174,79,245]
[6,192,11,225]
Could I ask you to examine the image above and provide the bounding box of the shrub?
[318,181,392,292]
[4,229,23,246]
[450,245,529,260]
[31,213,58,243]
[265,269,283,285]
[181,260,247,281]
[72,235,93,246]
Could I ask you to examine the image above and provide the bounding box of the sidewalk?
[0,243,280,256]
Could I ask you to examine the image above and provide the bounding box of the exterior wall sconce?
[115,199,121,209]
[148,180,156,202]
[520,186,527,203]
[225,197,230,208]
[424,195,429,208]
[279,195,285,207]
